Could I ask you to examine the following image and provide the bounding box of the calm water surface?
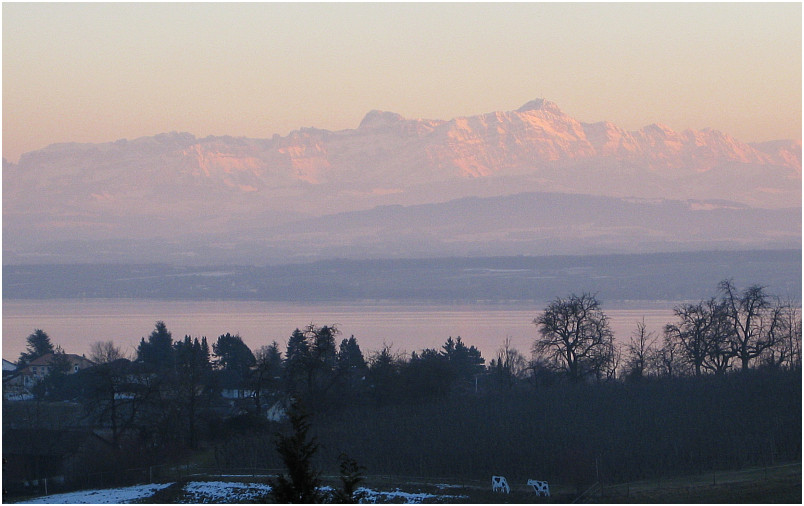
[3,299,678,363]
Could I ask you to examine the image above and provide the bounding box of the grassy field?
[595,462,801,504]
[11,462,799,503]
[342,462,801,503]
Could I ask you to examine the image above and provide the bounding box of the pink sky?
[3,2,801,162]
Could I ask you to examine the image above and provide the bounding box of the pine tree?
[253,342,283,412]
[333,453,366,503]
[137,321,174,371]
[268,400,323,503]
[285,329,311,394]
[212,333,256,377]
[336,336,367,398]
[18,329,55,366]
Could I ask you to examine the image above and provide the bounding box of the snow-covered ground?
[18,483,174,504]
[16,480,468,504]
[180,481,274,502]
[356,486,467,503]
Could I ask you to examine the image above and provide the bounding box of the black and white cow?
[527,479,550,497]
[491,475,510,493]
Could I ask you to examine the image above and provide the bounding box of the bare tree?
[625,318,657,380]
[650,332,688,378]
[533,293,614,382]
[762,300,802,370]
[601,341,621,381]
[702,301,735,375]
[719,279,783,370]
[490,337,528,389]
[781,302,802,370]
[89,340,126,364]
[664,298,732,376]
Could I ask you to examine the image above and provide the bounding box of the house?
[3,359,17,378]
[19,353,94,386]
[3,354,94,399]
[2,359,18,397]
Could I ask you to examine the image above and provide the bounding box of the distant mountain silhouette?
[3,100,800,264]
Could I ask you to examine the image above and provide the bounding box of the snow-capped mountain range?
[3,99,800,264]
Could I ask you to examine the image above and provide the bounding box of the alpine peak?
[359,110,406,129]
[517,98,563,115]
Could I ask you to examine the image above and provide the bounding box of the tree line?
[5,278,801,490]
[530,279,800,383]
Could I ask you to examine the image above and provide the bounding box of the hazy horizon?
[3,2,801,162]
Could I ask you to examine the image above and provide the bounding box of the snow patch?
[19,482,174,504]
[18,481,469,504]
[356,486,468,504]
[181,480,273,503]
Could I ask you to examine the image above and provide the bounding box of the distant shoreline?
[3,249,800,303]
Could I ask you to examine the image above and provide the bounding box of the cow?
[491,475,510,493]
[527,479,550,497]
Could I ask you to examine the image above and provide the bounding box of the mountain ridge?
[5,104,799,211]
[9,99,801,176]
[3,191,798,265]
[3,99,800,264]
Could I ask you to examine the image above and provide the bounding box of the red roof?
[25,353,94,369]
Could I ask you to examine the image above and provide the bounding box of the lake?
[3,299,678,364]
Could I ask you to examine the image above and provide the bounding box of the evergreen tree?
[336,336,368,398]
[268,400,323,503]
[285,329,311,394]
[173,335,212,449]
[309,325,338,370]
[337,336,367,372]
[137,321,174,371]
[18,329,55,366]
[368,346,398,404]
[403,347,453,398]
[333,453,366,504]
[253,342,284,412]
[306,324,339,400]
[440,336,485,384]
[213,333,256,379]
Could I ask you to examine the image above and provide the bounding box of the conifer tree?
[137,321,174,371]
[18,329,55,366]
[285,329,311,394]
[268,400,323,503]
[333,453,366,503]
